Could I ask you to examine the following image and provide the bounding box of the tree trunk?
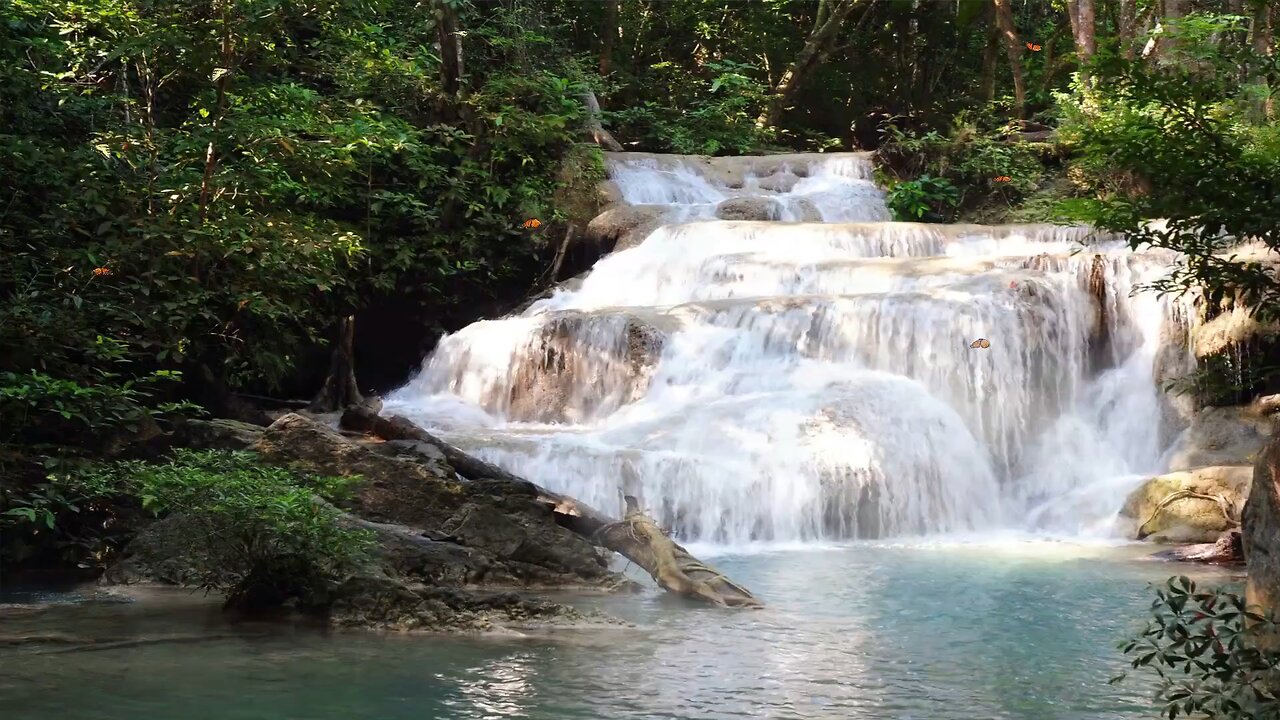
[599,0,618,75]
[1076,0,1097,62]
[760,0,863,127]
[581,89,623,151]
[980,14,999,103]
[310,315,363,413]
[1253,2,1275,120]
[1254,2,1274,56]
[340,407,764,608]
[993,0,1026,118]
[434,0,464,99]
[1118,0,1137,58]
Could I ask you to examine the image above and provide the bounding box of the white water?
[388,153,1186,545]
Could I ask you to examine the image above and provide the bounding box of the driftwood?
[340,405,762,608]
[1137,489,1238,540]
[581,90,623,152]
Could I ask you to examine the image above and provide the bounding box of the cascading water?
[388,152,1186,545]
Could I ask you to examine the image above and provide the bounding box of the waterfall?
[388,153,1185,545]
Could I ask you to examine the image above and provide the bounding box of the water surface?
[2,542,1239,720]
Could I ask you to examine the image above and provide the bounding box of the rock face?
[1120,466,1252,543]
[1245,431,1280,615]
[1164,406,1275,471]
[584,204,668,253]
[252,414,618,587]
[111,413,632,631]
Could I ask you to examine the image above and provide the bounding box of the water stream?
[1,153,1207,720]
[388,152,1187,545]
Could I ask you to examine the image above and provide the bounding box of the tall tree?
[760,0,864,127]
[1118,0,1138,58]
[599,0,619,76]
[993,0,1026,118]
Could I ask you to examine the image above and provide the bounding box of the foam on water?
[388,153,1187,545]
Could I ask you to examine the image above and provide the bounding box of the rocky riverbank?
[103,412,639,633]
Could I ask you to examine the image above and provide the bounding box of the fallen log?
[340,405,763,608]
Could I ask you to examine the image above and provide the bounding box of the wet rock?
[1193,305,1280,359]
[715,197,782,221]
[584,204,668,253]
[753,172,800,193]
[1120,466,1251,543]
[252,413,618,587]
[505,311,669,424]
[323,571,615,632]
[596,180,624,205]
[1245,432,1280,614]
[1165,406,1275,471]
[1150,530,1243,565]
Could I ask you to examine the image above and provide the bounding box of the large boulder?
[251,413,618,587]
[714,197,782,221]
[584,204,668,253]
[1120,466,1252,543]
[1165,406,1275,471]
[1244,431,1280,615]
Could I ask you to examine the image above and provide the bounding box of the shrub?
[1115,577,1280,720]
[7,450,374,608]
[885,175,960,222]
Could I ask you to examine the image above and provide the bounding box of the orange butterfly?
[521,218,542,229]
[993,176,1011,183]
[1026,42,1042,51]
[969,338,991,349]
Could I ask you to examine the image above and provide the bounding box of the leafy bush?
[885,175,960,222]
[880,118,1055,220]
[1115,577,1280,720]
[1057,17,1280,320]
[4,450,372,608]
[608,60,775,155]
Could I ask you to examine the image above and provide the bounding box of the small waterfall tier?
[388,152,1186,545]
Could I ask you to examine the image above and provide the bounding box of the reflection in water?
[451,654,538,718]
[0,544,1242,720]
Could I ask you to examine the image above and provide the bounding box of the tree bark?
[599,0,618,75]
[1075,0,1097,62]
[581,89,623,151]
[1118,0,1138,58]
[340,406,764,608]
[310,315,363,413]
[760,0,864,127]
[1252,2,1275,120]
[433,0,464,99]
[980,13,999,104]
[1254,2,1274,56]
[993,0,1027,118]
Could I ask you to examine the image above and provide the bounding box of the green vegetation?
[1114,577,1280,720]
[884,175,960,222]
[4,449,370,608]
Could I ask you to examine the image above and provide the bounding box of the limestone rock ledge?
[107,413,636,632]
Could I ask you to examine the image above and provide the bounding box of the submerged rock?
[714,197,782,221]
[1149,530,1244,565]
[1120,466,1251,543]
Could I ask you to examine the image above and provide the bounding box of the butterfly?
[993,176,1011,183]
[1026,42,1042,52]
[1009,281,1018,289]
[969,338,991,349]
[521,218,542,229]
